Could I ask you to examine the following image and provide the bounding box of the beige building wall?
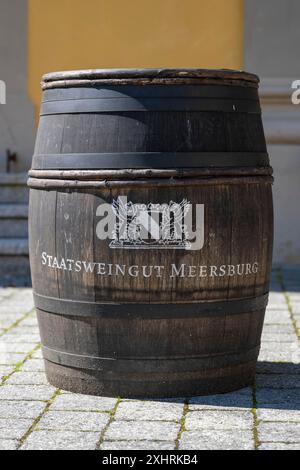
[28,0,243,111]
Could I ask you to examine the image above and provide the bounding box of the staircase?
[0,173,31,286]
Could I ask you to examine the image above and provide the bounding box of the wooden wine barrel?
[28,68,273,398]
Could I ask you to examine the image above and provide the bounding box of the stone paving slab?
[257,409,300,422]
[1,333,40,344]
[0,439,19,450]
[21,430,101,450]
[101,440,175,450]
[179,429,254,450]
[37,411,110,432]
[256,374,300,389]
[258,349,299,363]
[115,401,184,422]
[0,384,56,401]
[0,342,38,353]
[261,324,295,334]
[104,420,180,442]
[0,352,27,366]
[21,359,46,372]
[51,393,117,412]
[261,332,296,342]
[0,401,45,419]
[6,371,49,385]
[0,417,34,440]
[188,388,253,411]
[0,366,13,380]
[185,410,253,430]
[264,314,291,326]
[259,422,300,443]
[0,271,299,451]
[260,443,300,450]
[256,362,300,375]
[256,388,300,407]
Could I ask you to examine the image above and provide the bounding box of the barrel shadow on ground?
[132,362,300,410]
[271,285,300,292]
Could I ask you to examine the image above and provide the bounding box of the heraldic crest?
[109,196,192,250]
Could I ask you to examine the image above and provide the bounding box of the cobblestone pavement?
[0,268,299,451]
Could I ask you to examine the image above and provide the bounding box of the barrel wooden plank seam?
[28,69,273,398]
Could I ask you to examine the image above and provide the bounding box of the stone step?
[0,256,31,287]
[0,204,28,237]
[0,238,29,255]
[0,220,28,238]
[0,204,28,218]
[0,173,29,203]
[0,173,28,185]
[0,237,30,287]
[0,187,29,203]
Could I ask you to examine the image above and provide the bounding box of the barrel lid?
[42,68,259,89]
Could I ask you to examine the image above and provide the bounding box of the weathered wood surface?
[29,167,273,180]
[29,68,273,397]
[43,68,259,82]
[42,68,259,90]
[33,111,266,155]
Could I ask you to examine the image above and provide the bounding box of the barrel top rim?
[42,68,259,85]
